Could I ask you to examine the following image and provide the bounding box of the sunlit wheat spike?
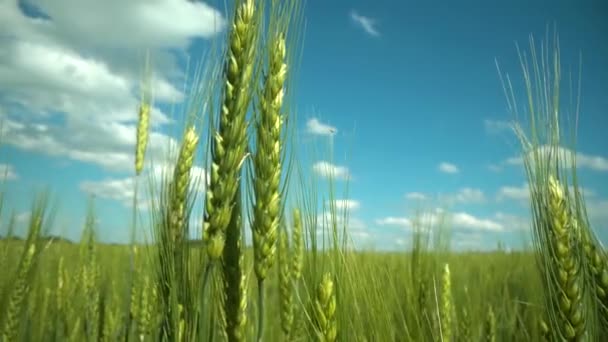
[314,272,337,342]
[579,218,608,332]
[135,102,150,176]
[291,207,303,281]
[544,175,587,341]
[203,0,259,261]
[440,263,452,342]
[1,243,36,341]
[252,32,287,281]
[168,126,199,246]
[135,52,152,176]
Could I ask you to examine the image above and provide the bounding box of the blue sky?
[0,0,606,251]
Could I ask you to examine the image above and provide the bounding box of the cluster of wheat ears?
[0,0,607,341]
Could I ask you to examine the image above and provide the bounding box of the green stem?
[257,278,266,342]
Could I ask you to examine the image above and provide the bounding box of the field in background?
[0,237,544,341]
[1,0,606,341]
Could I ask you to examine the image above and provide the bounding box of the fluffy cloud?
[451,212,503,231]
[587,200,608,220]
[80,164,208,210]
[492,212,529,231]
[484,119,513,135]
[313,161,351,180]
[0,0,225,174]
[3,0,224,49]
[497,184,530,201]
[376,209,504,232]
[312,211,369,249]
[505,145,608,172]
[444,187,485,204]
[451,232,485,250]
[405,188,485,205]
[329,199,360,211]
[497,182,595,203]
[0,114,182,173]
[438,162,459,174]
[306,118,337,136]
[0,164,19,181]
[405,192,428,201]
[375,216,411,228]
[349,10,380,37]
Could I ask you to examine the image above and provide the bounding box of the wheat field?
[1,1,607,341]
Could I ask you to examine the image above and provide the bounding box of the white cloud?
[493,212,529,231]
[3,0,225,49]
[497,184,530,201]
[487,163,503,172]
[306,118,337,136]
[0,114,181,173]
[451,212,503,231]
[497,182,595,202]
[451,232,485,250]
[587,200,608,220]
[0,164,19,180]
[484,119,513,135]
[349,10,380,37]
[329,199,360,211]
[379,209,503,232]
[80,164,208,210]
[438,162,459,174]
[376,216,411,227]
[506,145,608,172]
[80,177,136,208]
[444,187,485,204]
[405,192,427,201]
[313,161,351,180]
[16,211,31,224]
[314,211,369,249]
[0,0,224,174]
[406,189,484,205]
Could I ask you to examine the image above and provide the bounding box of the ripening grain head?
[203,0,260,261]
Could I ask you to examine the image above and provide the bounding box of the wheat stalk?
[484,305,496,342]
[278,227,294,337]
[222,183,248,342]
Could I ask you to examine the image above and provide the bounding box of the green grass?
[0,2,606,341]
[0,238,546,341]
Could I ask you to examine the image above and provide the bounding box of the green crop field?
[1,0,606,341]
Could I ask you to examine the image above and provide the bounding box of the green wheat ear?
[203,0,259,261]
[1,195,48,341]
[440,263,452,342]
[79,200,100,341]
[250,22,288,342]
[135,51,152,176]
[291,208,303,282]
[251,29,287,282]
[156,125,199,341]
[578,214,608,333]
[545,175,587,341]
[314,272,337,342]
